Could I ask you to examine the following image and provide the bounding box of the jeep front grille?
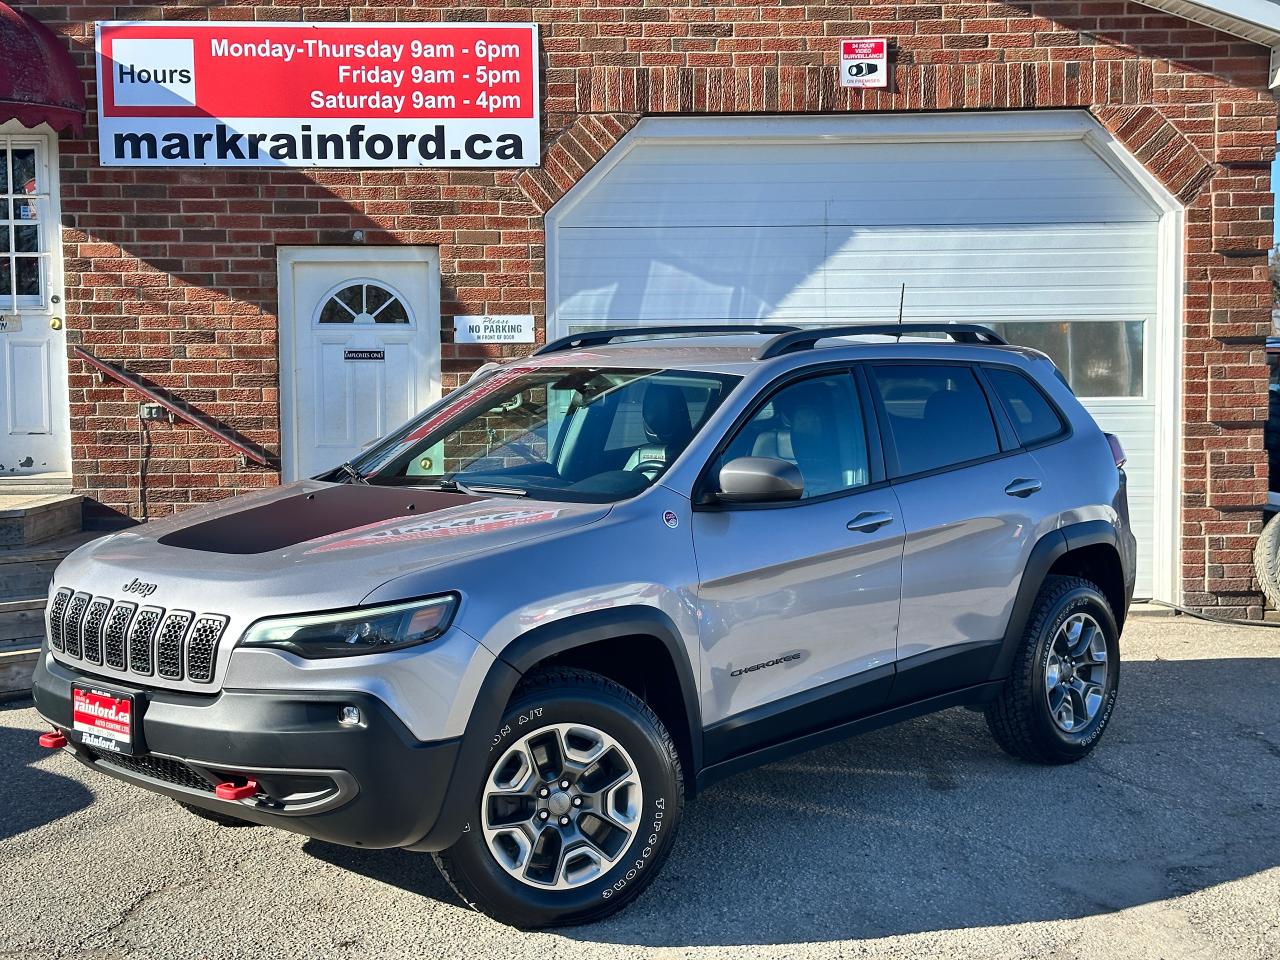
[48,586,228,685]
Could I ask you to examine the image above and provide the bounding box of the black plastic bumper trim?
[33,654,462,850]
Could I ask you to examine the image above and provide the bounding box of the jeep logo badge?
[121,578,158,598]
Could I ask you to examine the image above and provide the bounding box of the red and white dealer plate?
[71,686,137,756]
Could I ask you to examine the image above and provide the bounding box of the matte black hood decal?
[157,485,480,555]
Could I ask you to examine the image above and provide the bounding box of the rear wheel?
[985,575,1120,764]
[434,668,683,928]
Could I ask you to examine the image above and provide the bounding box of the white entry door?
[0,126,69,478]
[278,247,441,481]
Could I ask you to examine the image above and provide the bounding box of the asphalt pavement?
[2,615,1278,959]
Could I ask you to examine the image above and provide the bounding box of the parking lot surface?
[3,615,1278,960]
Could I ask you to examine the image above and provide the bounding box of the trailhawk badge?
[662,510,679,529]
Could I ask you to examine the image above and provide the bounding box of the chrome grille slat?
[48,588,72,652]
[82,598,111,666]
[103,601,136,671]
[128,607,163,676]
[186,615,227,684]
[156,611,192,680]
[63,593,91,659]
[53,587,228,687]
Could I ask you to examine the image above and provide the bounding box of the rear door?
[693,368,904,763]
[868,362,1046,701]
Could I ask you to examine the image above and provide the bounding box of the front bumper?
[33,653,468,850]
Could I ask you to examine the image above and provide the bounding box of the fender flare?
[409,606,702,851]
[990,519,1125,681]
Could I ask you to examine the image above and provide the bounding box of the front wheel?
[985,575,1120,764]
[434,668,684,928]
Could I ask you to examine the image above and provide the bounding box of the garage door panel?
[566,140,1156,229]
[556,226,828,322]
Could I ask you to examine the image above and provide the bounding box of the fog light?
[339,705,362,726]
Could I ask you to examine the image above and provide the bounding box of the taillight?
[1105,433,1127,469]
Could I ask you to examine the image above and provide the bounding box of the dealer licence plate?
[71,685,138,756]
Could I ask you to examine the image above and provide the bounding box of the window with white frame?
[0,135,50,313]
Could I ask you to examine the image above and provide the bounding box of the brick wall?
[30,1,1278,611]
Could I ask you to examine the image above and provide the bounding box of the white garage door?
[549,115,1168,598]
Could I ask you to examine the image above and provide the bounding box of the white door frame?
[0,120,70,480]
[277,245,441,482]
[544,111,1184,603]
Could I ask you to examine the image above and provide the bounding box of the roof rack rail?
[533,324,802,356]
[756,323,1008,360]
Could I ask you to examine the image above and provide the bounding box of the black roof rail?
[756,323,1008,360]
[533,324,802,356]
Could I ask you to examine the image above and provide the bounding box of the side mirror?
[716,457,804,504]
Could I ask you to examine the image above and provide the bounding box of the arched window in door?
[316,279,412,325]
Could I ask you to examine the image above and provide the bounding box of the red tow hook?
[39,731,68,749]
[215,779,259,801]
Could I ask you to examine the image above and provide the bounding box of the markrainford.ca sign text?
[95,22,541,168]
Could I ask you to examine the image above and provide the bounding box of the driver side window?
[715,372,871,500]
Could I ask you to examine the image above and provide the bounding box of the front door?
[278,247,441,481]
[0,127,69,478]
[694,370,903,765]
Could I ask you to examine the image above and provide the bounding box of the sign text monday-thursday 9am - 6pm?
[95,22,541,167]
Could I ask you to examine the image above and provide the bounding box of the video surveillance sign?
[840,38,889,89]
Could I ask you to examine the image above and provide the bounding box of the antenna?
[896,283,905,340]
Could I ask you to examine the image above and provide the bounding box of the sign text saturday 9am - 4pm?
[95,22,541,168]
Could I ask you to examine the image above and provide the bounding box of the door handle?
[1004,478,1043,498]
[847,510,894,533]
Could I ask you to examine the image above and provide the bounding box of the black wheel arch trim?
[991,519,1128,682]
[411,605,702,851]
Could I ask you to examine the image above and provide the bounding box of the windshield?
[350,366,741,503]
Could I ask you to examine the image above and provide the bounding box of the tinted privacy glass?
[873,364,999,475]
[716,372,869,500]
[985,367,1065,446]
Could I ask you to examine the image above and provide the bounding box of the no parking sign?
[840,38,888,88]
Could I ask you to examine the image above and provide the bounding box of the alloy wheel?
[1044,612,1109,733]
[481,722,643,890]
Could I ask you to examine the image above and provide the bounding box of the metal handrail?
[72,345,273,467]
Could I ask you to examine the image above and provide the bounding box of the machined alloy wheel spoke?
[480,721,644,891]
[1044,612,1109,733]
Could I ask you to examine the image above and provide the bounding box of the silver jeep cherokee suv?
[34,323,1136,928]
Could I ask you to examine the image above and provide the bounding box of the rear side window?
[984,366,1066,446]
[871,364,1000,476]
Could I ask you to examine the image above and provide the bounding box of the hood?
[55,481,611,614]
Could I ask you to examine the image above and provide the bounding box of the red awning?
[0,3,84,133]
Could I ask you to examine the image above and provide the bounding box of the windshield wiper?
[336,461,368,485]
[430,477,527,498]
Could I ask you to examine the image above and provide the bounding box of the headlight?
[239,595,458,659]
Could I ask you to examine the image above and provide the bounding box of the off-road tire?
[985,575,1120,764]
[434,668,684,929]
[1253,511,1280,611]
[176,800,256,827]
